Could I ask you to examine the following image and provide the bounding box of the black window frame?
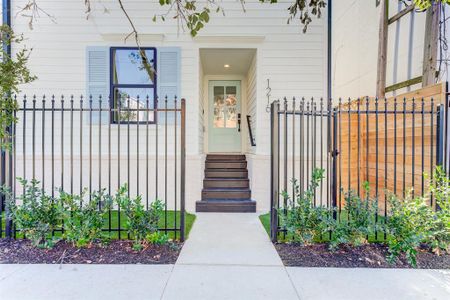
[110,46,157,124]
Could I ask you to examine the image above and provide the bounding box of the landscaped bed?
[275,243,449,269]
[0,181,196,264]
[0,211,195,264]
[0,239,180,264]
[260,213,450,269]
[259,167,450,269]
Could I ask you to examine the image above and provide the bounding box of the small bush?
[385,192,436,266]
[428,167,450,254]
[384,167,450,266]
[282,168,332,244]
[330,184,378,249]
[1,178,60,248]
[114,184,164,250]
[59,189,112,248]
[146,231,170,245]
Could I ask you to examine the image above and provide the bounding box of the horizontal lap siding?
[246,55,257,153]
[12,0,326,157]
[332,0,427,98]
[11,0,327,211]
[199,60,205,153]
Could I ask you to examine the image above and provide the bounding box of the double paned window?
[111,47,157,123]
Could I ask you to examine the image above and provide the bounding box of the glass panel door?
[208,81,242,153]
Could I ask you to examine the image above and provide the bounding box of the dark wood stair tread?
[206,154,246,161]
[196,199,256,213]
[198,154,255,212]
[204,168,247,172]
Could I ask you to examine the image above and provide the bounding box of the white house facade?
[3,0,329,212]
[2,0,448,212]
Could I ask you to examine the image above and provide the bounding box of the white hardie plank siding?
[332,0,428,98]
[246,54,257,154]
[199,59,205,153]
[10,0,327,212]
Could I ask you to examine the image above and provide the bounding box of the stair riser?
[203,180,249,189]
[205,162,247,169]
[202,191,251,200]
[206,155,246,161]
[196,202,256,213]
[205,171,248,179]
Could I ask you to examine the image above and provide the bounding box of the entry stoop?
[196,154,256,212]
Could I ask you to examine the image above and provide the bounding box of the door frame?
[203,75,248,154]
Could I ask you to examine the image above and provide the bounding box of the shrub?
[384,166,450,266]
[385,192,436,266]
[114,184,165,250]
[427,166,450,254]
[330,184,378,249]
[1,178,60,248]
[59,189,112,248]
[146,231,170,245]
[282,168,332,244]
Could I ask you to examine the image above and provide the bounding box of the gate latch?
[331,149,339,157]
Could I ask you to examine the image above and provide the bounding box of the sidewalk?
[1,213,449,300]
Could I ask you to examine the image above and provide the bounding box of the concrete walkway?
[1,213,449,300]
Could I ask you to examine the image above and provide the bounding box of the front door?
[208,80,242,153]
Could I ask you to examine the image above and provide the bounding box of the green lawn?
[1,210,196,241]
[259,213,270,236]
[259,212,387,243]
[105,210,196,240]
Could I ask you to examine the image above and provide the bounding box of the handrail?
[246,115,256,146]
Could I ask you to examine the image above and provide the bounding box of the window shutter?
[86,46,110,124]
[157,47,181,122]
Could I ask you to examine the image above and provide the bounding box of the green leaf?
[200,11,210,23]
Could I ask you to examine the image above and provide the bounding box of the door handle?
[237,113,241,132]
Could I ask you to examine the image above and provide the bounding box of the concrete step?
[205,170,248,179]
[206,154,246,161]
[202,188,251,200]
[195,199,256,213]
[203,178,249,189]
[205,161,247,169]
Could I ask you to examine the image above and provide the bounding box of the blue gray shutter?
[157,47,181,123]
[86,46,110,124]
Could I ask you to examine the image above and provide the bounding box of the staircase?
[196,154,256,212]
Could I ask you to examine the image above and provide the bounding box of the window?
[110,47,157,123]
[213,86,237,128]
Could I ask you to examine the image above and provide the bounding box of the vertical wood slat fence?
[270,83,449,242]
[0,95,186,241]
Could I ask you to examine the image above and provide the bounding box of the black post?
[180,99,186,242]
[4,115,14,238]
[270,101,280,242]
[3,0,13,238]
[437,105,444,166]
[331,107,338,220]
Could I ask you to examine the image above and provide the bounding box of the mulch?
[275,243,450,269]
[0,239,181,264]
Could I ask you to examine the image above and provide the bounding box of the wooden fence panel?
[337,83,446,212]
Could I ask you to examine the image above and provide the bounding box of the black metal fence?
[0,95,186,241]
[270,95,449,242]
